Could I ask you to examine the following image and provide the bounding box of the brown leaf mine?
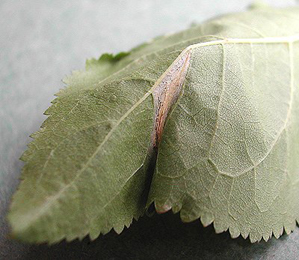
[152,50,191,149]
[144,50,191,213]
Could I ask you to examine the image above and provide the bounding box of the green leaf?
[8,20,206,244]
[148,8,299,242]
[8,6,299,243]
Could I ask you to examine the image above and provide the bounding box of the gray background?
[1,0,299,259]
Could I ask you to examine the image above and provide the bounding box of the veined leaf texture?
[8,6,299,243]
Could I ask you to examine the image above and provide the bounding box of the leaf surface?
[8,6,299,243]
[149,7,299,242]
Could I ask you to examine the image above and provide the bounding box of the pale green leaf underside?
[8,6,299,243]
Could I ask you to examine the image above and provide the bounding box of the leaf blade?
[148,9,299,242]
[9,6,299,244]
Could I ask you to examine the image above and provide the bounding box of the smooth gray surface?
[1,0,299,259]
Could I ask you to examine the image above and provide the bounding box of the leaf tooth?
[240,230,249,240]
[249,231,262,243]
[124,217,135,230]
[91,224,112,240]
[171,203,182,214]
[180,204,201,223]
[89,230,102,241]
[273,225,284,239]
[77,231,89,242]
[155,202,172,214]
[29,132,40,139]
[262,232,271,242]
[229,225,240,239]
[113,224,125,234]
[87,216,137,242]
[213,220,228,234]
[65,233,79,243]
[200,212,214,227]
[284,222,295,235]
[238,224,250,240]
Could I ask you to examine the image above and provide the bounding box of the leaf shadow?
[19,212,282,260]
